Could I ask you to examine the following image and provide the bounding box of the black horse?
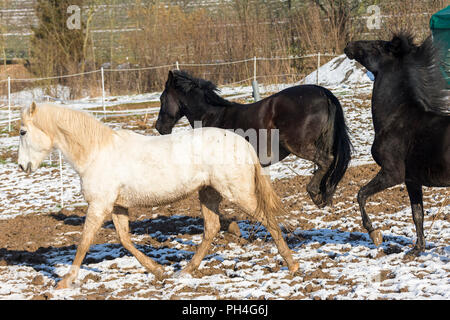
[155,70,352,208]
[344,32,449,255]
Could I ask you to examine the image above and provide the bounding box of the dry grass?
[1,0,446,98]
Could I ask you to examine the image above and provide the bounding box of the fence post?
[252,56,261,102]
[316,52,321,85]
[58,150,64,208]
[253,56,257,81]
[101,67,106,117]
[7,76,11,132]
[176,61,180,70]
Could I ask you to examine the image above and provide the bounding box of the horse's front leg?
[405,182,425,255]
[111,206,166,280]
[56,202,111,289]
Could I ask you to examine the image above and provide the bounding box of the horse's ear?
[29,102,37,117]
[167,70,174,84]
[387,35,411,56]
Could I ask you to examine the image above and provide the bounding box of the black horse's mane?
[170,70,236,108]
[393,31,449,115]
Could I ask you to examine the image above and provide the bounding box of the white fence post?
[176,61,180,70]
[316,52,321,86]
[253,56,257,82]
[58,150,64,208]
[101,67,106,117]
[252,56,261,102]
[7,76,11,132]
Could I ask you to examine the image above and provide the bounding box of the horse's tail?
[318,89,353,205]
[253,159,286,228]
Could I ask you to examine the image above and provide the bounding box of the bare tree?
[0,0,9,68]
[312,0,362,52]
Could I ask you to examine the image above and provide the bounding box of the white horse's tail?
[253,161,286,229]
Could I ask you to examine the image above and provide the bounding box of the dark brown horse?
[155,70,352,208]
[345,32,449,255]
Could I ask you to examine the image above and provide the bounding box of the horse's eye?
[20,129,27,136]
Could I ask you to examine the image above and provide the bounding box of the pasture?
[0,79,449,300]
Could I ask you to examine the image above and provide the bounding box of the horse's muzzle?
[344,46,354,60]
[155,122,172,135]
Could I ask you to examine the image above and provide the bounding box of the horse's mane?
[393,31,449,115]
[171,70,236,108]
[27,103,115,163]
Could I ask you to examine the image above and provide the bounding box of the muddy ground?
[0,163,448,300]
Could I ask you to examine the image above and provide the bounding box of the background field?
[0,0,447,96]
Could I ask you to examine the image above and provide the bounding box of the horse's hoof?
[308,187,333,209]
[315,201,327,209]
[312,194,331,209]
[227,221,241,237]
[369,230,383,247]
[153,268,167,282]
[406,246,423,257]
[173,270,193,279]
[55,278,72,290]
[288,262,300,275]
[312,196,327,209]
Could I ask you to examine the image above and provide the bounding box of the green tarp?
[430,6,450,88]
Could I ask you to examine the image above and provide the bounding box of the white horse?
[17,102,299,289]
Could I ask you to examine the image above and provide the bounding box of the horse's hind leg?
[405,182,425,255]
[111,206,165,280]
[181,187,222,276]
[357,168,402,246]
[234,192,298,274]
[306,152,334,208]
[284,140,334,208]
[260,213,299,273]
